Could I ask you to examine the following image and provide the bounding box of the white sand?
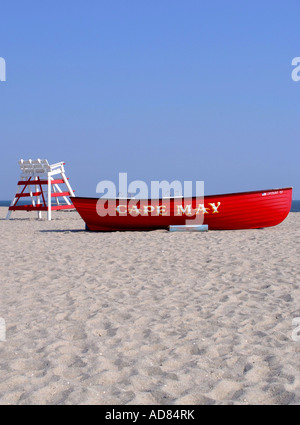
[0,206,300,405]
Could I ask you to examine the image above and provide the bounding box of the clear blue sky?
[1,0,299,199]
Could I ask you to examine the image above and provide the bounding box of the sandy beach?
[0,206,300,405]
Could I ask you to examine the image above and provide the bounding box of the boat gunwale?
[71,187,293,202]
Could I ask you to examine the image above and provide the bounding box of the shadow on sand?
[39,229,86,233]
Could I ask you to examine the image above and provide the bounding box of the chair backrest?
[19,159,34,176]
[18,159,63,177]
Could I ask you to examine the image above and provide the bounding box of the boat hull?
[71,187,292,231]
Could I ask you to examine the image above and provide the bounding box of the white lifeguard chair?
[6,159,75,221]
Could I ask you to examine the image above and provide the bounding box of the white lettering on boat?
[115,203,221,216]
[208,202,221,213]
[264,191,279,196]
[176,205,193,216]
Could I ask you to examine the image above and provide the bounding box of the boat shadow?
[39,229,86,233]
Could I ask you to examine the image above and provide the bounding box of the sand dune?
[0,207,300,404]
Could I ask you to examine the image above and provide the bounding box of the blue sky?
[0,0,299,199]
